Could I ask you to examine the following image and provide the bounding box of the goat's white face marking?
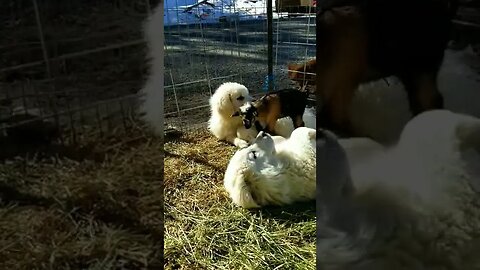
[239,102,253,114]
[237,102,258,129]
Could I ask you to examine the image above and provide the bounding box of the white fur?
[338,137,385,166]
[236,125,259,144]
[224,127,316,208]
[208,82,251,148]
[351,110,479,213]
[139,4,164,136]
[349,47,480,145]
[273,106,317,138]
[318,110,480,269]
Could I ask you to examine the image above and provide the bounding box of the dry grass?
[0,130,163,269]
[164,128,316,270]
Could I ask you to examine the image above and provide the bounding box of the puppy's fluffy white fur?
[208,82,252,148]
[224,127,316,208]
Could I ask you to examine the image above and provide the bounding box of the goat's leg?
[320,80,361,135]
[292,114,305,128]
[401,71,444,116]
[265,118,278,135]
[254,121,265,133]
[264,111,281,135]
[316,6,368,135]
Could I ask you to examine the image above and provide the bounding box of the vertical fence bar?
[32,0,52,79]
[267,0,274,92]
[199,21,213,95]
[274,0,281,91]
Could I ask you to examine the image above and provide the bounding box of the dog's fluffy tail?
[224,164,261,209]
[235,180,260,209]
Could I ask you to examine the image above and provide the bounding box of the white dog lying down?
[317,109,480,269]
[223,127,316,208]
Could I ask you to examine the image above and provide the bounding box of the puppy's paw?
[236,140,249,149]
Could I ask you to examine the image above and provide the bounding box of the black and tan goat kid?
[232,89,309,135]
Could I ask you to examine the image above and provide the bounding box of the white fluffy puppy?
[223,127,316,208]
[208,82,252,148]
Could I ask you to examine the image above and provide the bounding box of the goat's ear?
[260,95,269,104]
[231,111,240,117]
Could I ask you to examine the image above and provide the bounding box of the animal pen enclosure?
[0,0,155,160]
[163,3,318,268]
[1,0,479,158]
[0,2,164,268]
[164,0,316,132]
[0,0,317,159]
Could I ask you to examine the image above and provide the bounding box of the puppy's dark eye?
[251,150,257,159]
[237,96,245,101]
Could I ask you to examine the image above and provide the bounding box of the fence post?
[267,0,274,92]
[32,0,52,79]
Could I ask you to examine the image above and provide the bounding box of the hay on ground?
[0,130,163,269]
[164,128,316,270]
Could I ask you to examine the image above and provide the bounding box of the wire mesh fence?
[0,0,156,159]
[164,0,316,132]
[0,0,317,159]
